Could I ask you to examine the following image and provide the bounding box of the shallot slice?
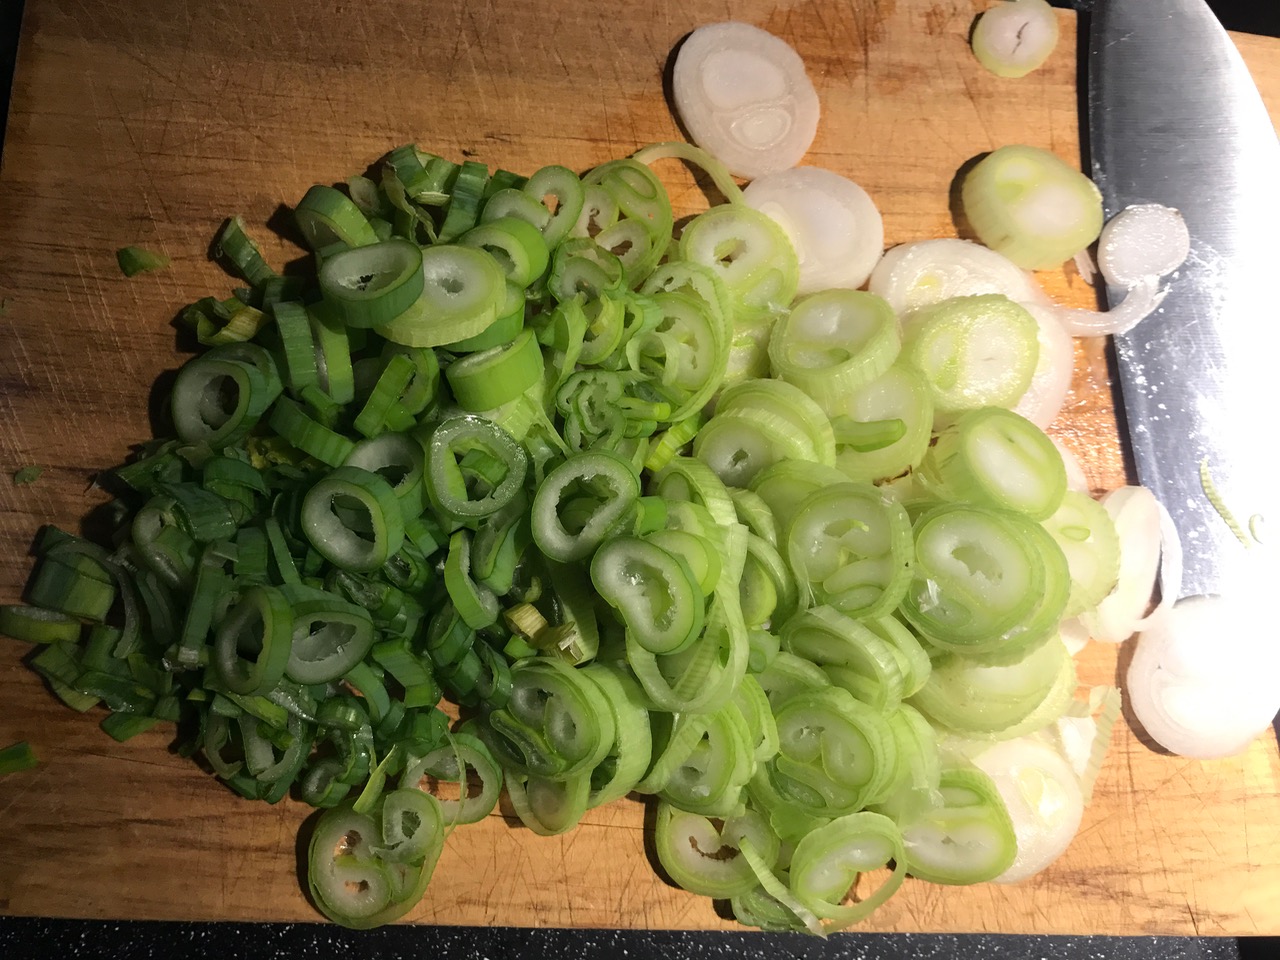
[743,167,885,294]
[672,22,820,180]
[1127,594,1280,759]
[971,0,1061,79]
[868,238,1049,316]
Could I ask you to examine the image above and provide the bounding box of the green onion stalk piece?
[962,144,1103,270]
[116,245,170,277]
[901,294,1040,414]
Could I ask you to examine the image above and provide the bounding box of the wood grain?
[2,0,1279,935]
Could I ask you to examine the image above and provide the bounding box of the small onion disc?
[969,738,1084,883]
[971,0,1060,79]
[673,22,820,179]
[868,239,1049,316]
[1097,204,1191,288]
[743,167,885,294]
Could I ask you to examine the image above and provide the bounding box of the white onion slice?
[1050,438,1091,494]
[1072,249,1096,286]
[868,238,1049,316]
[672,22,820,180]
[1058,619,1090,657]
[1012,301,1074,428]
[1054,275,1166,337]
[1127,594,1280,759]
[970,0,1060,80]
[743,167,885,294]
[1097,204,1191,289]
[969,738,1084,884]
[1080,486,1177,643]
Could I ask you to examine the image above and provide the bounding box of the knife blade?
[1085,0,1280,601]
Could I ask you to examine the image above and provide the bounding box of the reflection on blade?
[1088,0,1280,598]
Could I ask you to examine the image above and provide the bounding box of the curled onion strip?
[1054,275,1166,337]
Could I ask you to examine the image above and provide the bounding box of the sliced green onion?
[902,295,1039,414]
[0,740,38,775]
[320,239,425,329]
[295,185,379,251]
[301,466,406,572]
[768,290,900,411]
[116,245,170,277]
[444,329,544,412]
[962,144,1103,270]
[375,245,506,348]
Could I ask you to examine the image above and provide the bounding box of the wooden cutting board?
[2,0,1279,936]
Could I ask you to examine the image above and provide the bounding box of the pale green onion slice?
[971,0,1060,79]
[171,348,279,449]
[1043,491,1121,617]
[920,407,1066,520]
[629,141,744,207]
[656,804,780,898]
[580,663,653,807]
[743,167,884,294]
[522,165,586,249]
[506,772,591,836]
[901,503,1044,652]
[458,216,550,288]
[901,294,1039,413]
[677,204,800,326]
[694,379,834,488]
[752,686,896,819]
[869,704,941,822]
[748,459,849,539]
[962,144,1104,270]
[900,767,1017,885]
[374,245,506,348]
[590,536,705,656]
[400,733,503,825]
[832,362,934,484]
[344,432,426,519]
[966,737,1085,883]
[788,812,907,930]
[672,21,820,179]
[781,606,906,712]
[768,289,900,412]
[910,636,1072,736]
[783,483,913,620]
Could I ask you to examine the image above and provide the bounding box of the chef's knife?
[1084,0,1280,603]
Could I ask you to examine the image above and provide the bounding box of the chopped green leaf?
[0,740,38,776]
[116,245,171,277]
[12,466,43,485]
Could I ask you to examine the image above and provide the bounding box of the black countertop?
[1,1,1277,956]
